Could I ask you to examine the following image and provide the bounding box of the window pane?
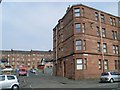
[112,31,115,39]
[76,46,82,50]
[76,40,81,45]
[98,42,100,52]
[74,8,80,17]
[77,59,82,64]
[103,44,106,48]
[83,40,86,50]
[84,65,87,69]
[103,43,107,53]
[76,40,82,50]
[104,60,108,70]
[81,8,84,16]
[75,24,81,32]
[96,27,99,36]
[77,65,83,70]
[98,60,101,64]
[74,8,80,12]
[116,46,118,54]
[113,45,115,54]
[103,49,106,53]
[102,28,105,37]
[95,12,99,20]
[77,59,83,70]
[114,31,117,39]
[101,14,105,22]
[75,13,80,17]
[110,17,113,25]
[113,18,116,26]
[105,66,108,69]
[7,76,15,80]
[0,76,5,81]
[82,23,85,33]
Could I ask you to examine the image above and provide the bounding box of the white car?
[100,72,120,83]
[0,75,19,90]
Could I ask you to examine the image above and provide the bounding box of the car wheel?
[110,78,114,83]
[12,85,19,90]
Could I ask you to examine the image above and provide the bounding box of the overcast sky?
[1,1,119,51]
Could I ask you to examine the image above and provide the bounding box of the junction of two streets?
[19,72,119,89]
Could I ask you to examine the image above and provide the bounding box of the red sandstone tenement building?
[0,49,53,69]
[53,4,120,80]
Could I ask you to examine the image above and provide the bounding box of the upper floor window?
[74,8,80,17]
[83,40,86,50]
[90,23,94,29]
[103,43,107,53]
[113,45,116,54]
[76,40,82,50]
[102,28,106,38]
[81,8,84,16]
[101,14,105,23]
[110,17,116,26]
[97,42,101,52]
[95,12,99,21]
[112,31,117,40]
[82,23,85,33]
[113,45,119,54]
[96,26,100,36]
[110,17,113,25]
[75,23,81,32]
[113,18,116,26]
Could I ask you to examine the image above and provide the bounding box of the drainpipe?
[99,11,104,73]
[55,27,58,64]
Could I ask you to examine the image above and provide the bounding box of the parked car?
[0,75,19,90]
[100,71,120,83]
[30,69,36,74]
[1,68,13,75]
[18,67,27,76]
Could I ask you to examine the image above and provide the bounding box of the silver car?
[100,71,120,83]
[0,75,19,90]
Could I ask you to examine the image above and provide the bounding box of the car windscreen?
[101,72,109,76]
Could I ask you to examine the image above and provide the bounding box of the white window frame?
[76,59,83,70]
[74,8,80,17]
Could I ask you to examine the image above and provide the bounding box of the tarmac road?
[19,71,120,89]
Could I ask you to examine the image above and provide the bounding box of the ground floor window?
[83,58,87,69]
[76,59,83,70]
[115,60,120,70]
[98,59,102,70]
[76,58,87,70]
[104,60,108,70]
